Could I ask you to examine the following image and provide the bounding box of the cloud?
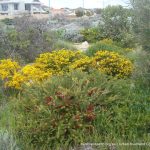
[40,0,129,8]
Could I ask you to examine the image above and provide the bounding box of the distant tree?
[75,8,84,17]
[130,0,150,51]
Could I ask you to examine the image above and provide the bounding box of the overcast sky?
[40,0,129,8]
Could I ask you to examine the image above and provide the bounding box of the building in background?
[0,0,46,15]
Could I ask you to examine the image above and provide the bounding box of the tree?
[75,7,84,17]
[130,0,150,51]
[100,5,133,47]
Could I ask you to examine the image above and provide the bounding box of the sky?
[40,0,129,9]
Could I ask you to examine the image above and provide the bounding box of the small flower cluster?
[0,50,133,89]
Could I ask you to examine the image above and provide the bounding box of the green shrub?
[0,28,76,63]
[132,50,150,89]
[11,70,150,149]
[80,27,101,43]
[86,39,123,56]
[100,5,133,44]
[1,18,14,25]
[12,71,125,148]
[75,8,84,17]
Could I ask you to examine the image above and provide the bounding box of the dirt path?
[74,42,89,51]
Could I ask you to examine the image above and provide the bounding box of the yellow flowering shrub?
[0,49,134,89]
[93,50,133,78]
[6,64,52,89]
[0,59,20,80]
[6,72,26,89]
[22,64,52,82]
[36,49,84,74]
[69,56,93,72]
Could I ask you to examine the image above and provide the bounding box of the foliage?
[0,49,133,89]
[86,39,123,56]
[94,8,102,14]
[80,27,102,43]
[0,59,52,89]
[11,70,150,149]
[93,51,133,78]
[0,17,77,63]
[0,29,57,62]
[69,56,93,72]
[75,8,84,17]
[0,59,20,80]
[132,50,150,89]
[99,5,134,47]
[36,50,85,74]
[130,0,150,51]
[1,18,14,26]
[85,10,94,16]
[11,71,126,148]
[63,30,84,43]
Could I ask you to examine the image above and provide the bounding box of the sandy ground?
[74,42,89,51]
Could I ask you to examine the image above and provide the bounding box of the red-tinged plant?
[45,96,54,106]
[87,104,95,112]
[88,88,98,96]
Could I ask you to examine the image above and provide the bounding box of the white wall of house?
[0,0,43,15]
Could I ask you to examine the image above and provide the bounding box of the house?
[0,0,45,15]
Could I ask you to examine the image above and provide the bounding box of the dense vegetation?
[0,1,150,149]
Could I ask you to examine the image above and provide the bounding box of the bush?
[75,8,84,17]
[0,49,134,89]
[0,59,20,84]
[0,29,58,62]
[1,18,14,25]
[0,59,52,89]
[35,50,86,74]
[69,56,93,72]
[86,39,123,56]
[63,30,84,43]
[93,50,133,78]
[0,16,76,62]
[12,71,130,149]
[12,70,150,149]
[80,27,102,43]
[132,50,150,89]
[99,5,133,44]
